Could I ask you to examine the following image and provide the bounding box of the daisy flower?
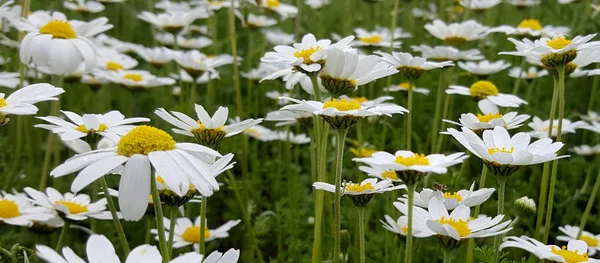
[457,60,511,76]
[275,131,311,144]
[265,109,313,126]
[0,83,65,126]
[447,126,567,176]
[35,110,149,143]
[571,145,600,160]
[50,125,222,221]
[557,225,600,256]
[95,34,138,53]
[156,216,241,251]
[508,66,549,79]
[381,214,435,237]
[314,178,405,206]
[154,33,213,50]
[0,191,54,227]
[352,27,410,49]
[174,50,234,79]
[240,124,279,142]
[24,187,114,221]
[264,29,295,45]
[412,3,438,21]
[583,121,600,134]
[501,236,599,263]
[582,111,600,122]
[265,91,292,105]
[459,0,501,10]
[319,48,398,96]
[385,82,430,95]
[155,104,263,147]
[96,47,138,71]
[169,69,218,85]
[424,19,490,45]
[357,163,403,182]
[80,73,110,88]
[0,72,21,89]
[138,9,209,34]
[400,182,495,210]
[97,70,176,89]
[446,80,527,109]
[246,13,277,28]
[505,0,541,6]
[567,49,600,78]
[242,62,281,81]
[134,46,176,67]
[443,102,530,135]
[63,0,105,14]
[527,116,588,139]
[376,51,454,79]
[305,0,331,9]
[411,45,484,61]
[203,249,241,263]
[489,19,570,38]
[258,0,298,19]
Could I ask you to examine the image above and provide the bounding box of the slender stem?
[443,249,453,263]
[359,207,366,263]
[588,67,600,112]
[229,0,243,119]
[394,240,404,263]
[405,183,416,263]
[406,80,414,150]
[436,91,452,152]
[494,176,507,263]
[312,74,327,263]
[150,170,169,263]
[190,80,197,111]
[145,217,152,244]
[168,207,178,258]
[466,165,487,263]
[512,58,526,95]
[333,129,349,263]
[578,168,600,238]
[199,196,208,255]
[55,221,70,250]
[431,69,447,153]
[294,0,302,41]
[99,177,130,255]
[389,0,401,53]
[543,65,567,244]
[534,77,559,240]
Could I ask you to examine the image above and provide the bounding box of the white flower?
[446,80,527,109]
[50,125,222,221]
[358,163,404,182]
[353,151,467,175]
[169,69,217,85]
[174,50,233,78]
[242,62,288,81]
[443,102,530,134]
[154,33,213,50]
[265,109,312,126]
[411,45,484,61]
[134,46,176,66]
[499,34,597,67]
[489,19,570,38]
[501,236,600,263]
[458,60,511,76]
[63,0,105,13]
[97,70,176,88]
[459,0,501,10]
[95,34,138,53]
[0,191,54,227]
[24,187,114,221]
[527,116,588,139]
[304,0,331,9]
[279,97,407,118]
[582,121,600,134]
[424,19,490,44]
[258,0,298,19]
[265,91,291,105]
[276,131,310,144]
[385,82,430,95]
[138,9,209,33]
[508,66,548,79]
[155,216,241,251]
[313,178,405,195]
[36,110,149,143]
[247,13,277,27]
[505,0,540,6]
[412,3,438,20]
[96,47,138,71]
[0,72,20,89]
[81,73,110,86]
[571,145,600,157]
[0,83,65,123]
[376,51,454,77]
[569,49,600,78]
[264,29,295,46]
[399,183,495,210]
[240,124,279,141]
[381,214,434,237]
[204,249,241,263]
[557,225,600,256]
[352,27,410,48]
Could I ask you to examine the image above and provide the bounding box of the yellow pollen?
[395,153,430,166]
[0,98,6,108]
[350,147,377,157]
[123,73,143,82]
[55,200,88,214]
[117,125,176,157]
[401,225,408,234]
[381,170,400,180]
[399,82,414,90]
[550,246,588,263]
[0,199,20,218]
[445,36,467,45]
[517,19,542,31]
[580,234,599,247]
[75,123,108,133]
[157,176,166,186]
[181,226,210,243]
[39,20,77,39]
[322,98,361,111]
[443,192,463,202]
[526,72,537,78]
[294,46,321,64]
[477,112,503,123]
[546,36,572,50]
[345,183,375,193]
[192,121,224,133]
[359,35,383,44]
[266,0,280,7]
[469,81,499,98]
[487,147,514,156]
[244,128,261,137]
[542,125,558,132]
[436,216,472,237]
[351,97,368,103]
[107,61,124,71]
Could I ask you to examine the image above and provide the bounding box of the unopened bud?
[340,229,351,254]
[515,196,536,214]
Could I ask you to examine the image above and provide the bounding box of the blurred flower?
[385,82,430,95]
[424,20,489,45]
[411,45,484,61]
[581,111,600,122]
[96,47,139,71]
[489,19,570,38]
[265,91,291,105]
[0,191,54,227]
[24,187,115,221]
[458,60,511,76]
[154,33,213,49]
[264,29,295,45]
[557,225,600,256]
[258,0,298,19]
[241,62,281,81]
[527,116,588,138]
[352,27,410,49]
[459,0,501,10]
[246,13,277,28]
[155,216,241,251]
[0,83,65,125]
[305,0,331,9]
[505,0,541,7]
[571,145,600,159]
[0,72,20,89]
[174,50,233,79]
[134,46,177,66]
[412,3,438,20]
[508,66,548,79]
[501,236,597,263]
[98,70,176,89]
[265,109,312,126]
[447,80,527,110]
[400,182,495,210]
[63,0,105,14]
[377,51,453,79]
[138,9,209,34]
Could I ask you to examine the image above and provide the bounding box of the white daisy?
[265,109,312,126]
[501,236,599,263]
[424,19,490,45]
[265,91,291,105]
[246,13,277,28]
[240,124,279,141]
[154,33,213,50]
[0,191,54,227]
[385,82,430,95]
[264,29,296,46]
[134,46,176,66]
[80,73,110,87]
[304,0,331,9]
[155,216,241,251]
[582,111,600,122]
[0,72,20,89]
[275,131,310,144]
[50,125,222,221]
[557,225,600,256]
[174,50,233,79]
[258,0,298,19]
[376,51,454,79]
[96,47,138,71]
[489,19,570,38]
[381,214,434,237]
[242,62,286,81]
[63,0,105,13]
[571,145,600,158]
[399,183,495,210]
[95,34,139,53]
[446,80,527,109]
[24,187,114,221]
[458,60,511,76]
[138,9,209,34]
[358,163,404,182]
[508,66,549,79]
[443,102,530,134]
[568,49,600,78]
[505,0,541,6]
[313,178,405,196]
[203,249,241,263]
[352,27,410,49]
[411,45,484,61]
[0,83,65,125]
[412,3,438,21]
[459,0,501,10]
[527,116,588,138]
[97,70,176,89]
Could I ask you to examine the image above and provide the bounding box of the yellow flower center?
[0,98,6,108]
[550,246,588,263]
[351,97,368,103]
[244,128,261,137]
[350,147,376,157]
[436,216,472,237]
[401,225,408,234]
[107,61,124,71]
[75,123,108,133]
[443,192,463,202]
[117,125,176,157]
[55,200,88,214]
[476,112,503,123]
[445,36,467,45]
[517,19,542,30]
[381,170,400,180]
[395,153,430,166]
[181,226,210,243]
[526,72,537,78]
[123,73,143,82]
[294,46,321,64]
[546,36,572,50]
[0,199,20,218]
[39,20,77,39]
[323,98,361,112]
[266,0,280,7]
[580,234,599,247]
[345,183,375,193]
[157,176,166,186]
[399,82,414,90]
[359,35,383,44]
[487,147,514,155]
[469,81,499,98]
[543,125,558,132]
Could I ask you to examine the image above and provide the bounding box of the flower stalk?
[405,183,416,263]
[100,177,131,255]
[577,168,600,238]
[333,128,349,263]
[150,170,169,263]
[199,196,208,255]
[358,206,366,263]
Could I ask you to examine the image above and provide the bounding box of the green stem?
[542,65,567,244]
[493,176,507,263]
[190,80,197,111]
[394,240,404,263]
[406,80,414,150]
[359,207,366,263]
[168,207,178,258]
[229,0,243,119]
[55,221,70,250]
[311,74,327,263]
[577,168,600,238]
[588,66,600,112]
[150,170,169,263]
[333,129,349,263]
[389,0,400,52]
[294,0,302,41]
[431,68,450,153]
[99,177,130,255]
[466,165,487,263]
[145,217,152,244]
[436,89,452,152]
[443,249,453,263]
[512,58,526,95]
[199,196,208,255]
[405,183,416,263]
